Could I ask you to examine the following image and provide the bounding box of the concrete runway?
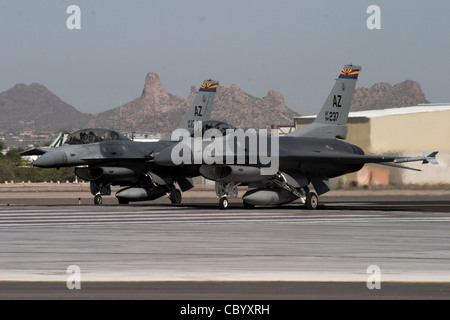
[1,185,450,299]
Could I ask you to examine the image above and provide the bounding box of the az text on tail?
[289,65,361,140]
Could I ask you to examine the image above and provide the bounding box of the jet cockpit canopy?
[64,128,130,145]
[190,120,237,137]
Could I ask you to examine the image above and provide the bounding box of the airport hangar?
[293,104,450,187]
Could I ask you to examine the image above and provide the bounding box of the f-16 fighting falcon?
[22,79,221,205]
[153,65,438,209]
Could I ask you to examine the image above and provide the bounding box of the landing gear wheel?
[219,197,229,210]
[305,192,318,210]
[94,194,103,205]
[169,189,182,204]
[243,201,254,209]
[118,198,129,205]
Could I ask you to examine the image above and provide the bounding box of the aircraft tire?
[94,194,103,205]
[170,189,182,204]
[305,192,319,210]
[219,197,229,210]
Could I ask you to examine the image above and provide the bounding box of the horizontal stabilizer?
[283,151,439,167]
[378,162,422,172]
[423,151,439,165]
[393,151,439,165]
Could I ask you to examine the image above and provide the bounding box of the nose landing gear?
[91,182,111,205]
[94,194,103,205]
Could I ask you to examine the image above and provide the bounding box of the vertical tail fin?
[50,132,69,147]
[177,79,219,130]
[290,65,361,139]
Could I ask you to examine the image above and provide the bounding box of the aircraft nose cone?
[32,149,67,168]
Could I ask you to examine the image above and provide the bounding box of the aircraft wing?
[153,138,438,169]
[283,151,439,170]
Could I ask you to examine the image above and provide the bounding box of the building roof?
[295,104,450,119]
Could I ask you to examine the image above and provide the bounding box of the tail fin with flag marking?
[177,79,219,131]
[289,64,361,140]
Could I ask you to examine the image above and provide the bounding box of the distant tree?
[0,147,76,182]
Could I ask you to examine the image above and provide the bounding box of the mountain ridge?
[350,80,429,111]
[0,83,91,131]
[0,73,431,146]
[87,73,299,133]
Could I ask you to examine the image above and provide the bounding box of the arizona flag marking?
[338,69,359,79]
[199,83,218,92]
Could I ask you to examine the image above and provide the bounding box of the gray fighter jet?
[153,65,438,209]
[22,79,220,205]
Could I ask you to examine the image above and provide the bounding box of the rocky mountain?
[0,83,90,132]
[89,75,429,134]
[350,80,429,112]
[210,85,297,130]
[0,74,430,148]
[88,73,188,134]
[88,72,299,133]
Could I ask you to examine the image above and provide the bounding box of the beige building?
[294,104,450,186]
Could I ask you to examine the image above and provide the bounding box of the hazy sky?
[1,0,450,116]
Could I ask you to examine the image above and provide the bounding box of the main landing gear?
[169,188,182,204]
[304,191,319,210]
[219,196,229,209]
[93,187,182,205]
[219,191,319,210]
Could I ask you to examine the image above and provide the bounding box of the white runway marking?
[2,204,450,282]
[1,207,450,228]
